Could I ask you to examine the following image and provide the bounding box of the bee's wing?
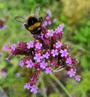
[14,15,27,24]
[30,5,40,16]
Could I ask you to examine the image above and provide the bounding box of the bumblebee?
[15,5,43,35]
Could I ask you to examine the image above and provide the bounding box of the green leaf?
[80,56,88,71]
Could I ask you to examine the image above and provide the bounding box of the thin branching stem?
[32,72,43,97]
[41,79,47,97]
[46,75,61,96]
[50,74,72,97]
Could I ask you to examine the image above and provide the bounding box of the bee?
[14,5,43,35]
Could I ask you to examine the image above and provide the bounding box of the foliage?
[0,0,90,97]
[61,0,90,25]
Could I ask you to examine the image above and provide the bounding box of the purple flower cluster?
[4,23,81,93]
[43,9,56,26]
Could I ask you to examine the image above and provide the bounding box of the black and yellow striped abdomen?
[24,14,42,34]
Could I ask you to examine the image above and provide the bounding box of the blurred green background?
[0,0,90,97]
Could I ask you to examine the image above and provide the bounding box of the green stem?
[50,74,72,97]
[46,75,61,95]
[32,72,43,97]
[41,79,47,97]
[66,42,90,54]
[69,80,87,97]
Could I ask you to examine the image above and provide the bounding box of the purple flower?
[26,59,33,68]
[34,53,42,62]
[67,69,76,77]
[5,58,9,61]
[38,87,47,93]
[75,75,81,81]
[11,44,16,51]
[15,72,21,77]
[40,61,47,69]
[59,23,65,29]
[27,41,33,49]
[1,71,7,77]
[46,16,50,20]
[3,44,9,50]
[46,9,51,16]
[52,18,56,22]
[19,61,24,67]
[43,52,50,59]
[45,34,49,38]
[30,85,38,93]
[23,83,31,90]
[51,49,58,57]
[55,27,62,33]
[55,41,62,48]
[35,43,42,49]
[47,29,54,36]
[44,21,47,26]
[60,49,68,57]
[41,34,44,38]
[45,67,53,74]
[66,57,72,64]
[48,21,51,25]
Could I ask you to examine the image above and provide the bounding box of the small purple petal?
[35,43,42,49]
[47,29,54,36]
[51,49,58,57]
[3,44,9,50]
[44,21,47,26]
[34,53,42,62]
[46,16,50,20]
[75,75,81,81]
[46,9,51,15]
[11,44,16,51]
[19,61,24,67]
[5,58,9,61]
[67,69,76,77]
[23,83,31,90]
[60,49,68,57]
[48,21,52,25]
[52,18,56,22]
[30,85,38,93]
[45,67,53,74]
[15,72,21,77]
[66,57,72,64]
[40,61,47,69]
